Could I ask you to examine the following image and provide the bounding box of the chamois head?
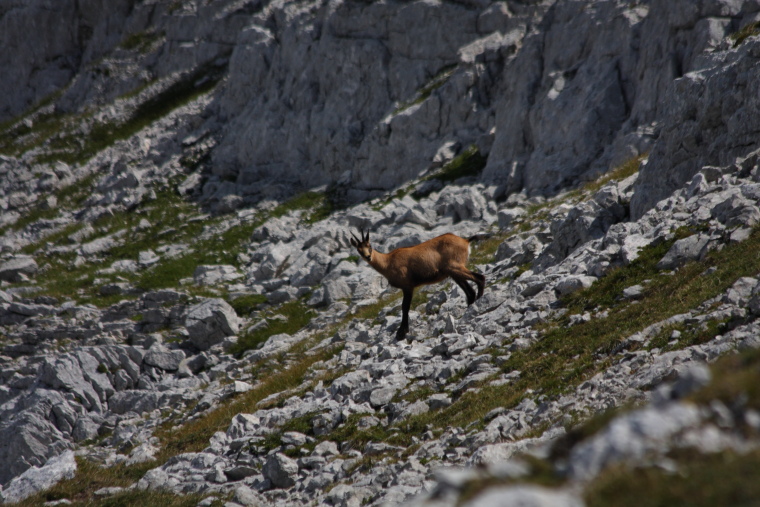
[349,228,373,262]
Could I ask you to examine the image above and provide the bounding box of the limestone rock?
[0,450,77,504]
[143,345,185,371]
[262,453,299,489]
[656,234,710,270]
[0,255,38,282]
[185,298,241,350]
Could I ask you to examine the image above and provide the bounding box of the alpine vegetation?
[1,0,760,506]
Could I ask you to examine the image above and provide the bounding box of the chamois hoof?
[395,327,408,341]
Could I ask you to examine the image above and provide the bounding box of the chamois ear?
[363,229,370,243]
[350,231,361,247]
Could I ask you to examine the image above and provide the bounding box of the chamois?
[350,229,487,340]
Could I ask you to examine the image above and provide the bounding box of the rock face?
[0,450,77,504]
[4,0,758,207]
[2,0,760,505]
[0,256,38,282]
[263,453,299,489]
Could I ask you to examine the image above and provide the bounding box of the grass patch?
[259,411,321,455]
[6,205,60,235]
[469,232,507,265]
[690,346,760,411]
[230,300,316,355]
[646,317,730,353]
[2,59,227,166]
[428,145,487,184]
[120,30,163,53]
[20,223,84,255]
[272,190,336,224]
[156,344,341,457]
[581,153,645,196]
[321,413,395,455]
[730,21,760,47]
[585,448,760,507]
[15,457,207,507]
[394,64,457,115]
[229,294,268,317]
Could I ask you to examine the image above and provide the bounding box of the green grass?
[15,457,210,507]
[119,30,163,53]
[0,98,66,158]
[645,317,730,353]
[2,59,226,167]
[690,346,760,411]
[469,232,507,265]
[11,177,349,306]
[578,153,645,197]
[394,64,457,115]
[230,300,316,355]
[33,341,343,506]
[272,190,336,224]
[156,343,341,457]
[429,145,487,184]
[259,411,322,455]
[229,294,268,317]
[730,21,760,47]
[585,448,760,507]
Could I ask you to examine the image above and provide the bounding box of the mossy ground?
[15,458,215,507]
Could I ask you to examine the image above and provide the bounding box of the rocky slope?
[1,0,760,506]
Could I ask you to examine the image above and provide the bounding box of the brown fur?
[350,230,486,340]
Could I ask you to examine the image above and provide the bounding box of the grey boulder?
[185,298,241,350]
[0,450,77,504]
[262,453,299,489]
[0,255,38,282]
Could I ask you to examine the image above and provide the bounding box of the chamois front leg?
[396,288,413,340]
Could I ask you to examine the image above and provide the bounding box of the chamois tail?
[467,233,493,243]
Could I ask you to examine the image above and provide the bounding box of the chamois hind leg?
[396,288,413,340]
[451,274,477,306]
[471,271,486,300]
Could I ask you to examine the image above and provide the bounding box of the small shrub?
[229,294,268,316]
[431,145,487,183]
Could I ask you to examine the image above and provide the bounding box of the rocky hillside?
[1,0,760,505]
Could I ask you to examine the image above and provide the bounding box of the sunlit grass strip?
[393,64,457,115]
[155,343,341,457]
[690,346,760,410]
[730,21,760,47]
[15,457,207,507]
[584,448,760,507]
[231,300,316,355]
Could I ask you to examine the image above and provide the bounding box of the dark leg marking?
[452,275,476,306]
[396,288,413,340]
[472,271,486,300]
